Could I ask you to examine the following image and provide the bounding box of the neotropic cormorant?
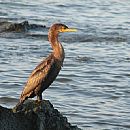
[17,23,77,106]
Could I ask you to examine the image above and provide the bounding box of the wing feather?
[21,54,54,98]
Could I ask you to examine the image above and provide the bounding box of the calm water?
[0,0,130,129]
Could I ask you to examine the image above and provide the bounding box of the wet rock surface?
[0,100,82,130]
[0,20,46,33]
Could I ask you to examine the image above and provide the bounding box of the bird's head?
[49,23,77,34]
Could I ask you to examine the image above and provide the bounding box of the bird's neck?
[48,32,65,63]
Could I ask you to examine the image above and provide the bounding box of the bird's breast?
[41,59,62,90]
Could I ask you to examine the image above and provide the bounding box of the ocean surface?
[0,0,130,129]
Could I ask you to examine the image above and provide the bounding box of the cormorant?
[17,23,77,105]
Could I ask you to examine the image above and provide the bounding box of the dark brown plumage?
[17,23,77,105]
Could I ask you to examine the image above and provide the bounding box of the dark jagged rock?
[0,20,46,33]
[0,100,82,130]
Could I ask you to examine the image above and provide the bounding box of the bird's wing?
[21,54,55,98]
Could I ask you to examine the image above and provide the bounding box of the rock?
[0,100,82,130]
[0,20,46,33]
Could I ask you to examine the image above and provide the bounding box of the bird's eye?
[62,27,66,30]
[59,26,67,32]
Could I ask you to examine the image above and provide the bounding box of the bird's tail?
[16,101,22,107]
[13,100,24,112]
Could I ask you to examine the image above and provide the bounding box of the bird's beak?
[60,28,77,32]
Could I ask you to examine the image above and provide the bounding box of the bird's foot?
[35,100,42,105]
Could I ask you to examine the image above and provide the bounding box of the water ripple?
[0,0,130,130]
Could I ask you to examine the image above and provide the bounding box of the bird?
[17,23,77,106]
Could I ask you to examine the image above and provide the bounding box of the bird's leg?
[37,94,42,101]
[35,94,42,104]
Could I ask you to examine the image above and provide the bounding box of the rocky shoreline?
[0,100,82,130]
